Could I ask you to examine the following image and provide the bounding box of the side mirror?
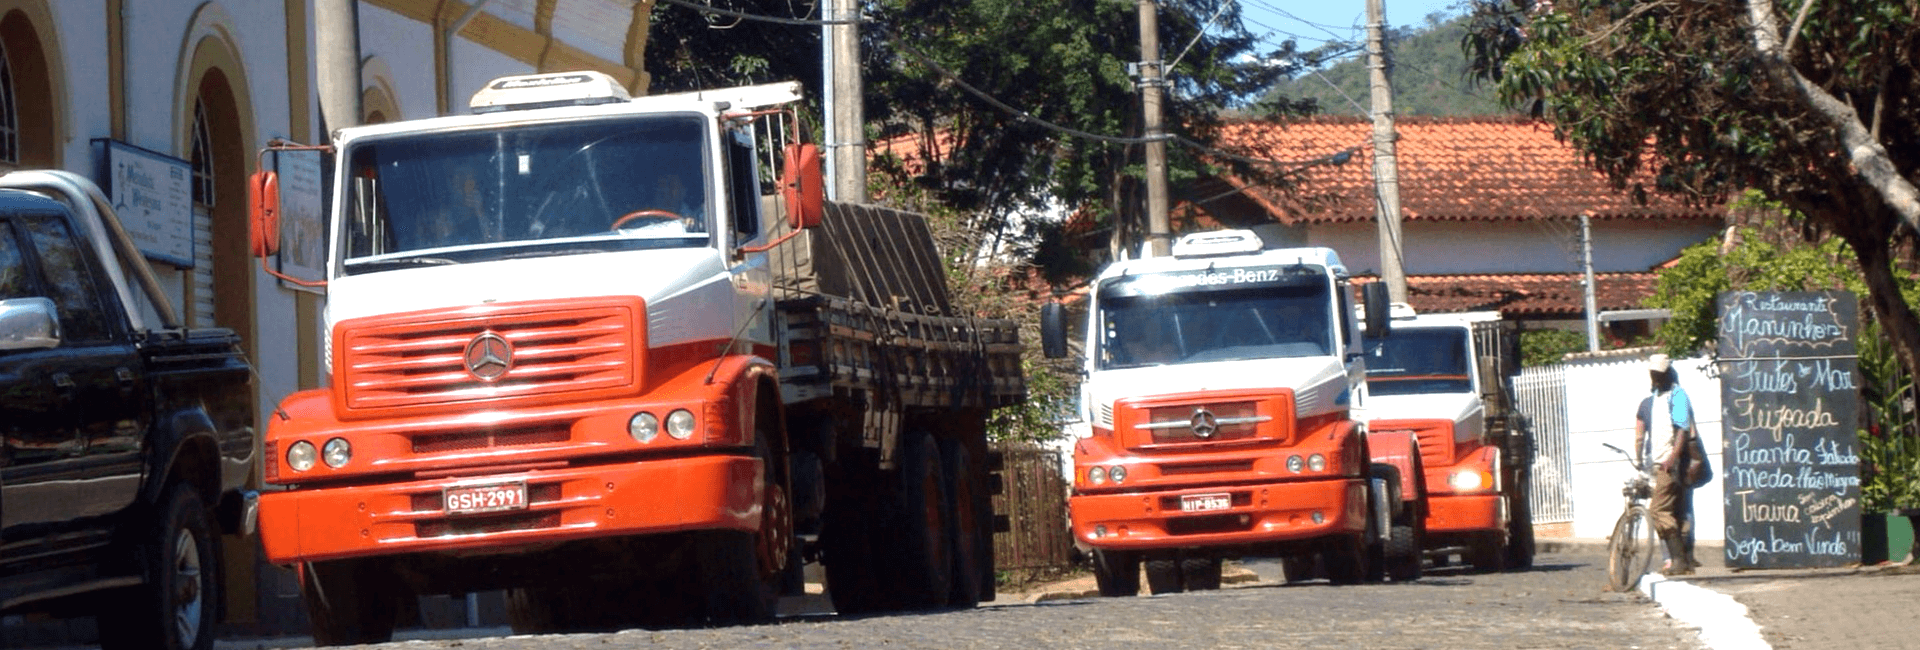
[248,170,280,257]
[1040,303,1070,359]
[0,297,61,351]
[781,143,824,230]
[1363,282,1391,339]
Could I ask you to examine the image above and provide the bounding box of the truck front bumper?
[1070,478,1367,551]
[1424,493,1507,534]
[258,455,761,564]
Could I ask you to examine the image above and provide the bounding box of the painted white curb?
[1638,573,1770,650]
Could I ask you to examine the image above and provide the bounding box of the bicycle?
[1602,443,1660,592]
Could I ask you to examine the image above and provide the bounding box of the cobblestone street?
[211,549,1703,650]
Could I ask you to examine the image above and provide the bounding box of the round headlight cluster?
[286,441,317,472]
[321,438,352,468]
[1286,455,1305,473]
[1085,465,1127,485]
[666,409,696,440]
[1307,454,1327,472]
[629,412,660,443]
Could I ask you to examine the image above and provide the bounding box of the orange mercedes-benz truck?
[1040,230,1422,596]
[247,72,1021,644]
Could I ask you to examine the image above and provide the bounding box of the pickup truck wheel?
[300,559,399,646]
[1143,557,1183,594]
[882,430,953,609]
[940,437,984,608]
[1323,535,1370,585]
[100,484,220,650]
[1092,550,1140,597]
[1180,557,1223,591]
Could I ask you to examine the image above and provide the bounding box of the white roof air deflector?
[470,71,631,113]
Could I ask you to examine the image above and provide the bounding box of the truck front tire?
[1092,550,1141,597]
[301,559,399,646]
[99,484,220,650]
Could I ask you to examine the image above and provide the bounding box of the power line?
[654,0,855,25]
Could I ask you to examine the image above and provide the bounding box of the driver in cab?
[615,171,706,234]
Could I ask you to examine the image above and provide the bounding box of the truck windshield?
[1096,283,1334,370]
[1365,328,1472,395]
[339,114,712,273]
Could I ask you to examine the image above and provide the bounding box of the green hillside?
[1265,12,1517,118]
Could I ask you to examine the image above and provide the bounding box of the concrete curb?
[1638,572,1770,650]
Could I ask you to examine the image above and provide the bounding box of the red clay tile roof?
[1213,117,1721,224]
[1357,272,1660,317]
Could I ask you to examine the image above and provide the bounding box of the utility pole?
[1138,0,1172,258]
[825,0,866,203]
[1581,214,1600,352]
[316,0,362,131]
[1365,0,1408,302]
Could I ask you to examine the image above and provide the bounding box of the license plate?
[443,481,528,514]
[1180,493,1232,513]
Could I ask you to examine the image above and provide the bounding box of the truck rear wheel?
[880,430,953,609]
[1092,550,1140,597]
[1385,523,1423,582]
[99,484,220,650]
[1180,557,1223,591]
[940,437,986,608]
[1506,490,1537,570]
[1144,557,1183,594]
[1322,535,1370,585]
[300,559,399,646]
[823,464,887,615]
[1468,532,1508,573]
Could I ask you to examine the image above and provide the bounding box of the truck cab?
[1047,230,1418,595]
[1362,307,1534,571]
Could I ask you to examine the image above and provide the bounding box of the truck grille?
[1376,421,1454,468]
[337,299,641,413]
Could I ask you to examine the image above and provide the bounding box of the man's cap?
[1648,353,1671,373]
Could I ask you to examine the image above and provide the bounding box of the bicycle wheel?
[1606,505,1659,592]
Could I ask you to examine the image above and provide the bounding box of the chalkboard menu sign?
[1717,291,1860,569]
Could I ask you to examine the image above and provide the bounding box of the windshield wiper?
[346,256,459,271]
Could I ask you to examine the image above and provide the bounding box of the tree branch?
[1746,0,1920,232]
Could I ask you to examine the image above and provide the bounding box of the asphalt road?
[204,549,1704,650]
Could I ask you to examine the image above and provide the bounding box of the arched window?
[188,99,215,326]
[0,39,18,164]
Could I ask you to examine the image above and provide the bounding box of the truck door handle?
[53,372,76,393]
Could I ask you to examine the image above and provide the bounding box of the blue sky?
[1233,0,1468,54]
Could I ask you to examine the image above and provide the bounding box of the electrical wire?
[654,0,856,25]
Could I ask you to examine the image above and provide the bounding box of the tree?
[862,0,1308,274]
[1462,0,1920,380]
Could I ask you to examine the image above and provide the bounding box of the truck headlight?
[322,438,352,468]
[286,441,317,472]
[1286,455,1305,473]
[1108,465,1127,484]
[629,412,659,443]
[666,409,696,440]
[1308,454,1327,472]
[1088,466,1108,485]
[1449,469,1488,491]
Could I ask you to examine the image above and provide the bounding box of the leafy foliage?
[1859,320,1920,512]
[1518,328,1586,367]
[1463,0,1920,438]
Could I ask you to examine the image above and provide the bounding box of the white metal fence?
[1515,364,1574,524]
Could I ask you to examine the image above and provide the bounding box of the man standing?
[1634,353,1698,575]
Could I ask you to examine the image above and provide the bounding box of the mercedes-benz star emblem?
[464,332,514,382]
[1189,408,1219,438]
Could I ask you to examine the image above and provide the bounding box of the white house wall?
[1563,355,1728,543]
[552,0,633,65]
[358,2,439,120]
[1312,219,1723,277]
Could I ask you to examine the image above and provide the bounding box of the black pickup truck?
[0,170,255,650]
